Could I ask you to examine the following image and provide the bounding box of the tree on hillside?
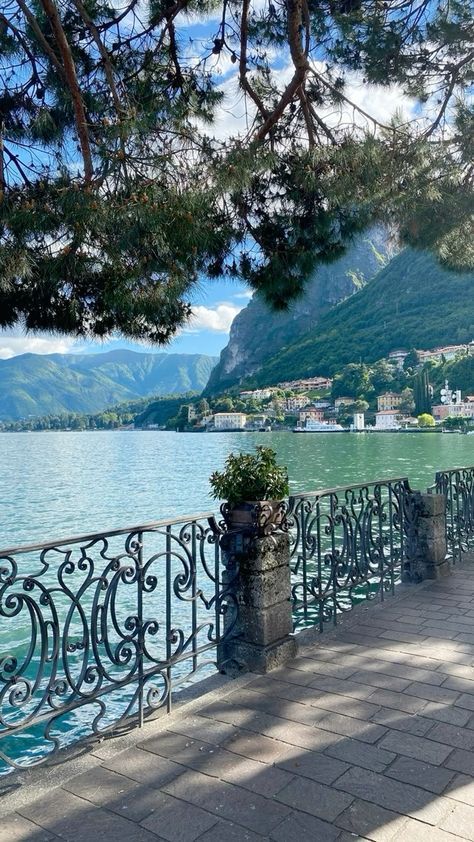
[403,349,421,372]
[214,397,235,413]
[1,1,472,343]
[399,387,415,416]
[332,364,372,400]
[414,369,432,415]
[370,360,395,393]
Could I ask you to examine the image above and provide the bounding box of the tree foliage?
[414,368,432,414]
[417,412,435,426]
[1,1,473,341]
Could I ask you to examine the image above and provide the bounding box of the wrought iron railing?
[287,478,418,631]
[433,467,474,563]
[0,514,237,773]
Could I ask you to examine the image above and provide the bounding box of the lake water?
[1,429,473,548]
[1,430,473,770]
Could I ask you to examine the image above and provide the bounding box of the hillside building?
[334,397,354,410]
[388,349,409,369]
[213,412,247,430]
[277,377,333,392]
[239,389,274,400]
[432,401,474,421]
[417,343,474,364]
[285,396,309,411]
[377,392,403,411]
[313,399,332,408]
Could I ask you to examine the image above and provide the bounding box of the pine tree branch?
[239,0,269,122]
[71,0,124,117]
[15,0,64,76]
[0,123,4,203]
[298,88,316,147]
[308,66,395,133]
[256,0,309,142]
[3,143,33,187]
[424,51,474,139]
[39,0,93,182]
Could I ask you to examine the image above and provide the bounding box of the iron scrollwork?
[287,478,416,631]
[435,467,474,563]
[0,514,238,773]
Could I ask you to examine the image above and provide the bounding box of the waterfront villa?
[213,412,247,430]
[374,409,400,429]
[298,407,325,424]
[433,399,474,421]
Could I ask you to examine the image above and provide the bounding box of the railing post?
[218,527,296,674]
[418,492,450,579]
[403,489,450,581]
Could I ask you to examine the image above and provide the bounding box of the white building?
[388,349,408,369]
[213,412,247,430]
[239,389,273,400]
[375,410,400,430]
[285,396,309,411]
[352,412,365,431]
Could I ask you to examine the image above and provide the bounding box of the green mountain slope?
[205,229,391,394]
[251,250,474,385]
[0,350,217,420]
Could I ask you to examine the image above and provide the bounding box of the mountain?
[205,229,391,394]
[0,350,217,420]
[251,249,474,386]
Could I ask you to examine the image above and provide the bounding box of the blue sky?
[0,8,255,362]
[0,274,251,360]
[1,3,415,361]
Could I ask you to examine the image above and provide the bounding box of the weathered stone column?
[218,530,297,674]
[417,492,450,579]
[401,490,450,583]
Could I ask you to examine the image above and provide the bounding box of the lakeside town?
[4,342,474,434]
[143,343,474,434]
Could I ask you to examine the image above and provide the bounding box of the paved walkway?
[2,566,474,842]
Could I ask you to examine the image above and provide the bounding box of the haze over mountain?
[206,229,391,394]
[0,350,217,421]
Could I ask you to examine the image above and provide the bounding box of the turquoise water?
[0,430,473,770]
[1,429,473,548]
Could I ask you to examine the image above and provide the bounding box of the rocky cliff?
[206,230,391,394]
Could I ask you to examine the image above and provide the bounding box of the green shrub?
[209,446,289,504]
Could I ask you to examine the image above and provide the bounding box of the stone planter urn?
[221,499,286,536]
[209,446,290,537]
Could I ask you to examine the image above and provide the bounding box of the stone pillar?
[218,530,297,674]
[417,492,450,579]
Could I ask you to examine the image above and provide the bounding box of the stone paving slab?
[2,565,474,841]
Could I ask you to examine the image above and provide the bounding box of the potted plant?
[209,446,289,534]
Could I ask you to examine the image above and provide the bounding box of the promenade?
[2,564,474,842]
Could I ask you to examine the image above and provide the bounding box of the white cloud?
[0,334,79,360]
[234,290,253,300]
[203,56,418,143]
[187,302,243,333]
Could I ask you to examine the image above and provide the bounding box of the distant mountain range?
[0,350,217,420]
[206,229,392,394]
